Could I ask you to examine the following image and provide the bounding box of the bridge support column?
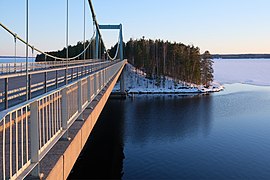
[120,66,126,94]
[119,24,123,61]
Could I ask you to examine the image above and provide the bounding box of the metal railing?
[0,60,126,179]
[0,60,116,110]
[0,59,101,75]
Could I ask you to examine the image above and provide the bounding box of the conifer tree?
[201,51,214,87]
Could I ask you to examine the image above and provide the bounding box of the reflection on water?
[122,95,215,179]
[125,95,213,143]
[69,84,270,179]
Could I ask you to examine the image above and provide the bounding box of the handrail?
[0,59,126,179]
[0,60,110,78]
[0,59,102,76]
[0,60,121,111]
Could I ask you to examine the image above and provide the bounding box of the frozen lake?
[69,59,270,179]
[213,59,270,86]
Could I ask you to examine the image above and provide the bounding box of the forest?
[36,37,214,87]
[36,40,103,61]
[109,37,213,86]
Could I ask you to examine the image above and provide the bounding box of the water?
[69,83,270,179]
[0,57,35,63]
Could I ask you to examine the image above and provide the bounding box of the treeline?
[36,40,105,61]
[36,38,214,86]
[212,54,270,59]
[120,38,213,86]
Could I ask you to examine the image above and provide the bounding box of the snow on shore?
[113,59,270,94]
[213,59,270,86]
[113,63,223,94]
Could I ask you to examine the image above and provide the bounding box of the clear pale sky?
[1,0,270,56]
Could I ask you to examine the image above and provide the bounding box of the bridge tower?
[95,24,124,60]
[95,24,126,95]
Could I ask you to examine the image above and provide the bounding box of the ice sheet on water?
[213,59,270,86]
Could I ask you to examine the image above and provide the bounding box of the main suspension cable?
[87,0,121,61]
[0,0,120,62]
[0,22,95,61]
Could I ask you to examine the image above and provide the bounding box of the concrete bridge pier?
[110,67,127,99]
[119,66,127,98]
[120,66,125,93]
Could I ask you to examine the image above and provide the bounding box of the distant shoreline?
[0,56,30,59]
[212,54,270,59]
[3,54,270,60]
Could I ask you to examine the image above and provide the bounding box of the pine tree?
[201,51,214,87]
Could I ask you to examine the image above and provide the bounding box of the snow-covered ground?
[213,59,270,86]
[113,63,223,94]
[113,59,270,94]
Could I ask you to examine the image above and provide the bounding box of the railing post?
[65,69,68,85]
[30,100,40,177]
[77,80,84,121]
[87,76,91,102]
[5,78,8,109]
[28,74,32,99]
[100,71,103,88]
[61,88,69,139]
[94,73,97,95]
[2,116,6,179]
[103,69,106,86]
[55,70,58,88]
[71,68,74,82]
[104,68,107,84]
[99,72,102,89]
[104,69,106,85]
[44,72,47,93]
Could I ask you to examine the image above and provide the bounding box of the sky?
[1,0,270,56]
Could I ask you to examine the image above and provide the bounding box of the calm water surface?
[69,83,270,179]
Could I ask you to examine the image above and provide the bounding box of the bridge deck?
[0,60,127,179]
[0,60,115,111]
[37,61,125,179]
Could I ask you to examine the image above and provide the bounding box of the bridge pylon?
[95,24,124,60]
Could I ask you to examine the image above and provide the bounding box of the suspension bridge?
[0,0,127,179]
